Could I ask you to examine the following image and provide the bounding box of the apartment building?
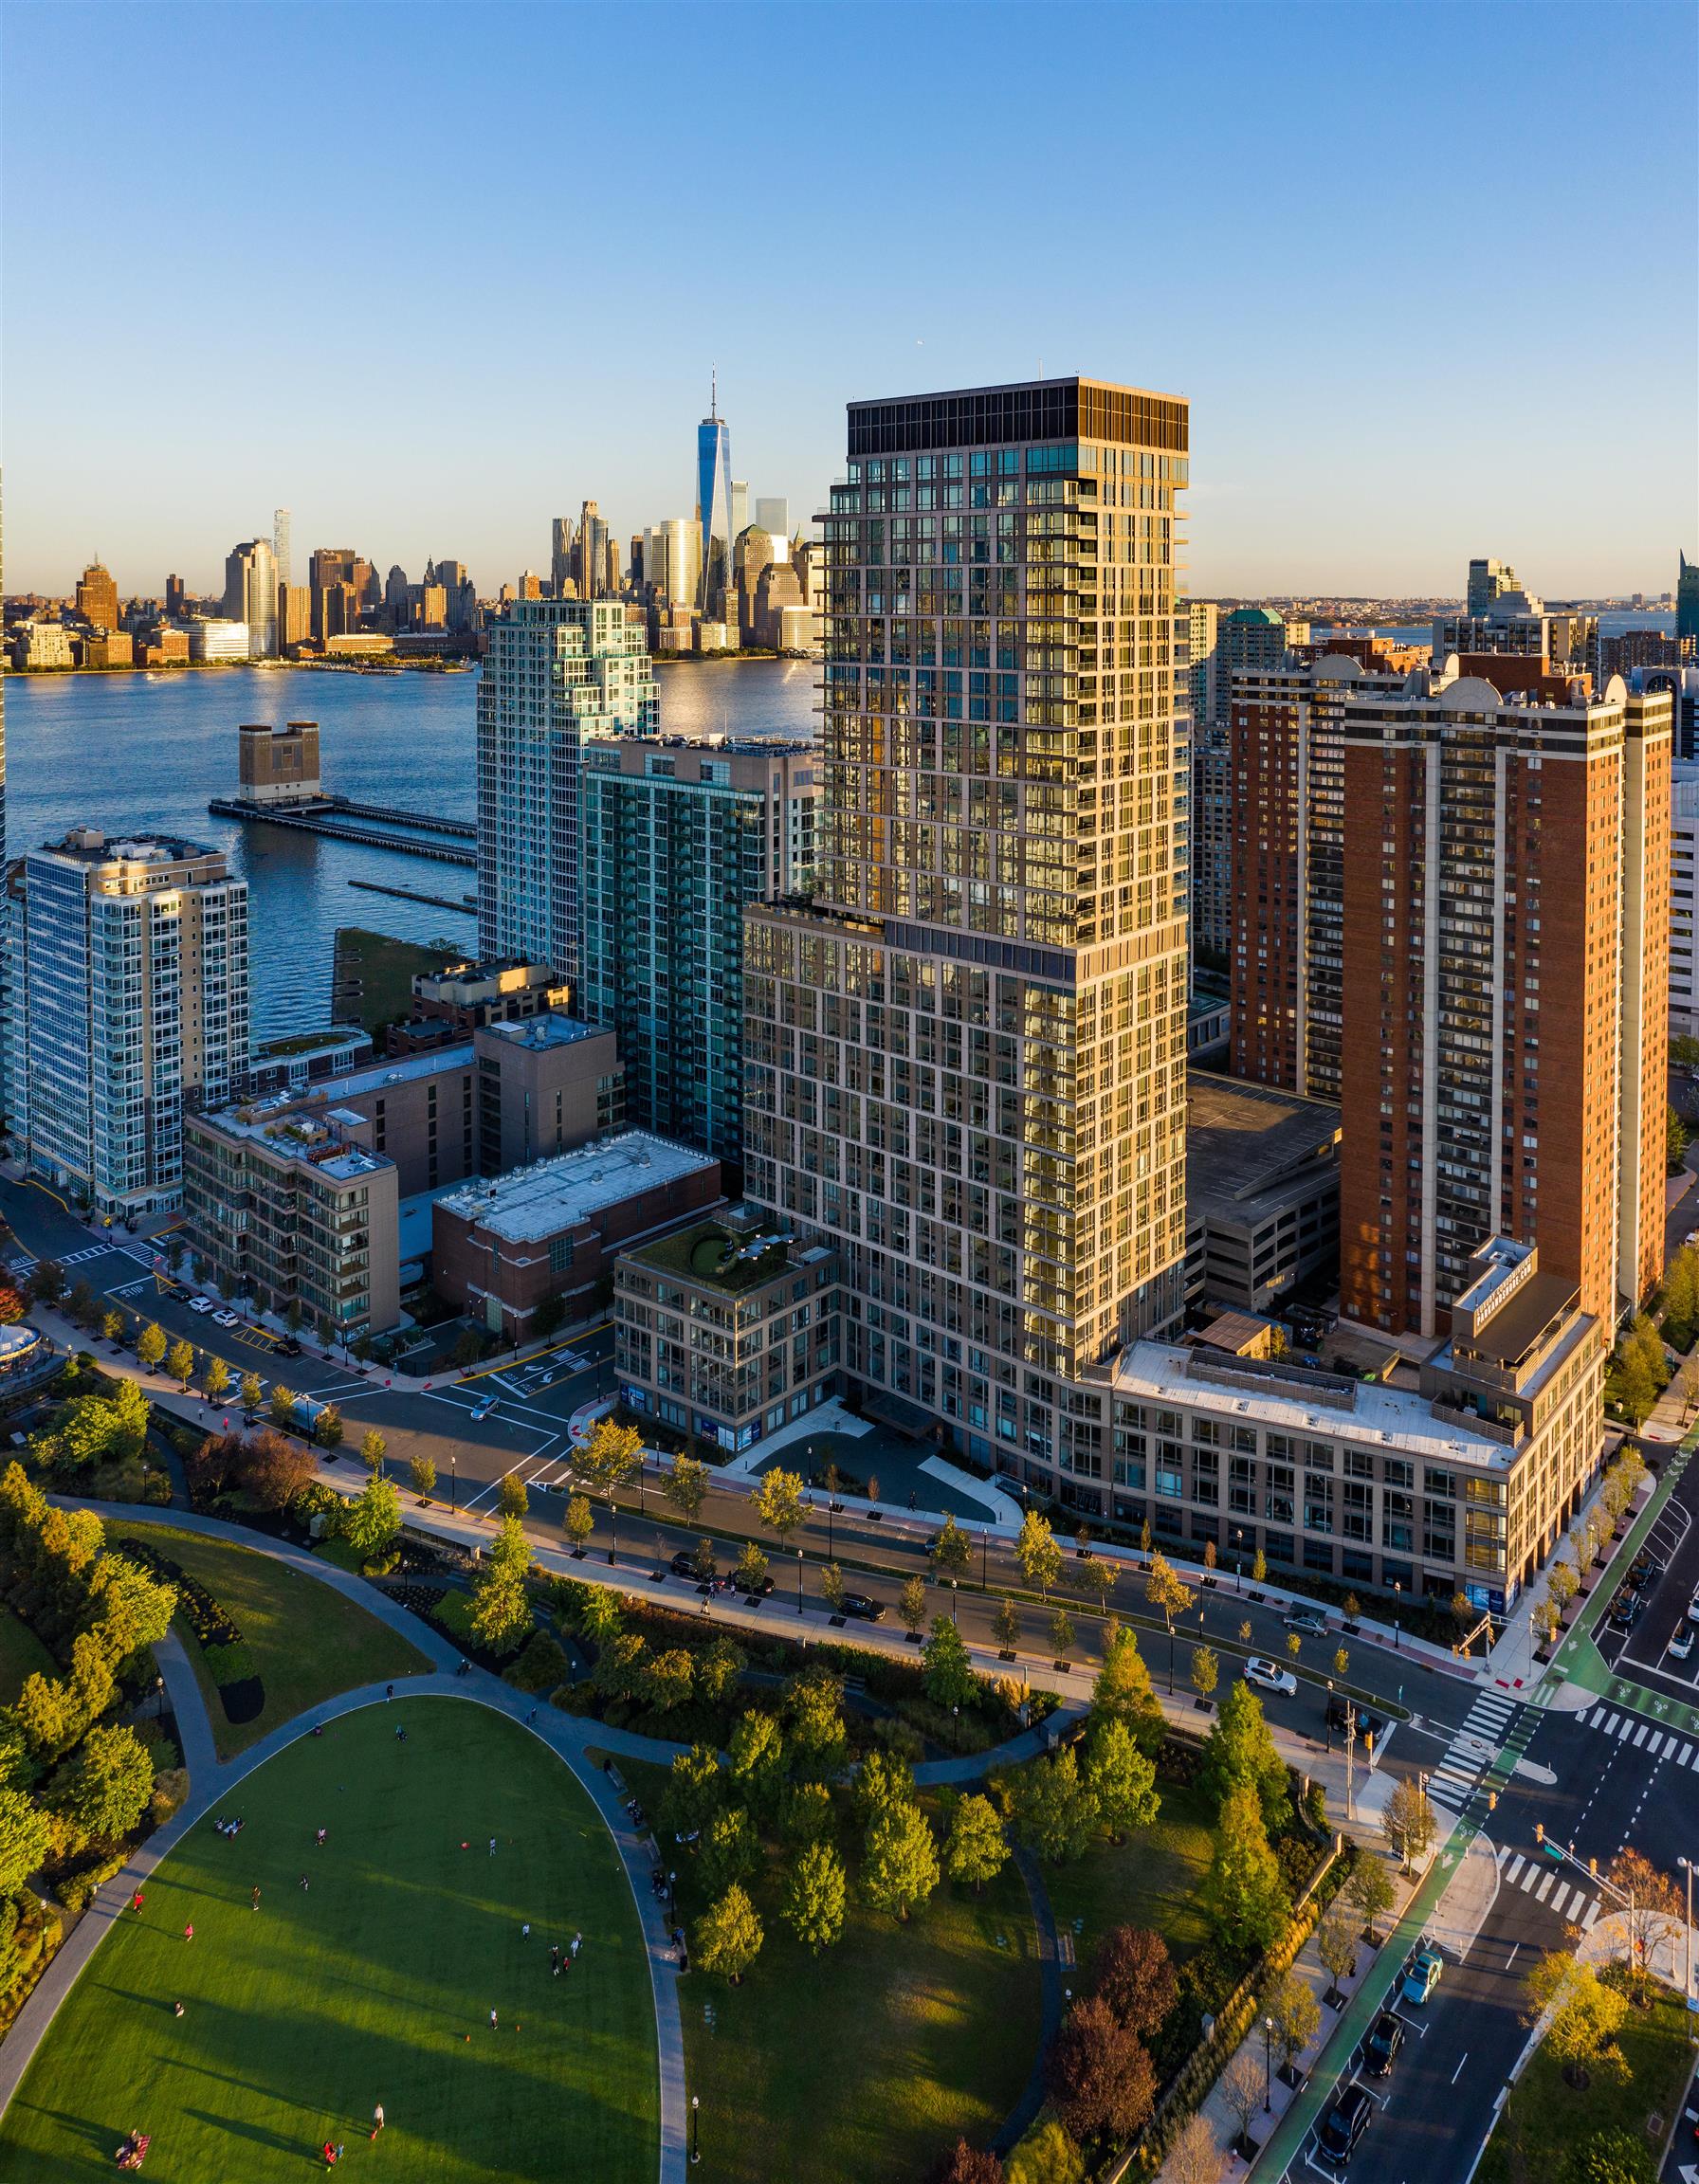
[1672,760,1699,1039]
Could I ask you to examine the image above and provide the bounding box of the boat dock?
[208,793,476,866]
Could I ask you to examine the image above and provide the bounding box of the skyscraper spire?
[711,367,718,421]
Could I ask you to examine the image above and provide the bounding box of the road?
[1594,1445,1699,1714]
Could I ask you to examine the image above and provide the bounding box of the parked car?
[1609,1590,1643,1632]
[1362,2011,1404,2077]
[1325,1694,1383,1744]
[1318,2085,1373,2165]
[740,1572,776,1597]
[1627,1553,1665,1592]
[1283,1604,1328,1634]
[187,1296,215,1315]
[839,1592,886,1622]
[1401,1944,1444,2006]
[1668,1625,1695,1663]
[1686,1586,1699,1626]
[277,1335,303,1357]
[1244,1657,1298,1698]
[469,1394,498,1422]
[212,1310,240,1328]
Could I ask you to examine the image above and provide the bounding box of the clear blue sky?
[5,2,1692,599]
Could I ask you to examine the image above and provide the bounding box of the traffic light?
[1487,1789,1497,1811]
[1589,1857,1598,1878]
[1535,1822,1544,1846]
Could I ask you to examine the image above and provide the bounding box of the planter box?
[1203,1574,1219,1589]
[828,1614,847,1629]
[1052,1658,1070,1673]
[1343,1620,1361,1636]
[1249,1590,1267,1604]
[997,1648,1017,1662]
[904,1630,923,1646]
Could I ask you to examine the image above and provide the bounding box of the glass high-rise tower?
[743,375,1190,1492]
[696,380,734,619]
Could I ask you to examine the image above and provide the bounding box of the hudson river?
[2,657,817,1041]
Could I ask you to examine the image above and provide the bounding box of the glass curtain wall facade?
[697,407,734,618]
[744,376,1190,1493]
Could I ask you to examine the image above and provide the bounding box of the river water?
[2,656,818,1041]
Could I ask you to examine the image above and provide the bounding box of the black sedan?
[1318,2084,1372,2165]
[1362,2010,1403,2077]
[839,1592,886,1622]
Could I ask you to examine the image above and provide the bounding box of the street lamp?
[1233,1527,1244,1596]
[950,1575,959,1625]
[1393,1579,1402,1651]
[1324,1680,1333,1753]
[155,1674,165,1722]
[796,1548,804,1616]
[1679,1857,1694,2002]
[981,1527,989,1592]
[450,1451,458,1514]
[608,1496,618,1567]
[1263,2015,1274,2111]
[690,2094,700,2166]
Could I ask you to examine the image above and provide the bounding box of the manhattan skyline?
[4,0,1693,599]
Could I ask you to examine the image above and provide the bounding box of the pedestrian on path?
[371,2104,385,2138]
[183,1922,193,1943]
[131,1888,144,1914]
[386,1684,393,1701]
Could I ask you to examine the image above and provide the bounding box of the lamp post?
[1233,1527,1244,1596]
[690,2094,700,2166]
[1393,1579,1402,1650]
[826,1494,833,1561]
[155,1674,165,1722]
[608,1496,618,1567]
[450,1451,457,1514]
[950,1575,959,1626]
[796,1548,804,1616]
[1263,2015,1274,2111]
[1324,1680,1333,1753]
[1679,1856,1694,2002]
[981,1527,989,1592]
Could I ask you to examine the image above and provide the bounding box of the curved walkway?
[2,1505,689,2184]
[993,1846,1064,2157]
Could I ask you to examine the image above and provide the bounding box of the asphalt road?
[1596,1449,1699,1711]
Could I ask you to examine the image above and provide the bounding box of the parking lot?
[1597,1451,1699,1705]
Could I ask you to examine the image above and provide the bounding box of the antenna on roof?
[711,367,718,421]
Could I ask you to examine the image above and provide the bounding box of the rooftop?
[478,1012,608,1054]
[631,1215,823,1294]
[319,1046,475,1097]
[435,1131,717,1244]
[1186,1071,1341,1221]
[34,828,225,870]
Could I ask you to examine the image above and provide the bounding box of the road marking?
[1581,1902,1601,1930]
[1633,1723,1650,1747]
[1602,1710,1620,1734]
[1451,2051,1469,2084]
[1534,1872,1555,1902]
[1504,1941,1520,1971]
[1618,1717,1635,1738]
[1503,1854,1525,1884]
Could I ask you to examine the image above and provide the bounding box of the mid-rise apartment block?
[1670,759,1699,1040]
[387,958,570,1055]
[1340,666,1672,1337]
[581,737,817,1166]
[9,829,248,1216]
[475,597,658,989]
[1215,605,1287,721]
[744,375,1190,1483]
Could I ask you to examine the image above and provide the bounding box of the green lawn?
[0,1603,55,1707]
[1475,1976,1698,2184]
[623,1757,1041,2184]
[0,1700,657,2182]
[1039,1774,1218,1970]
[111,1524,430,1758]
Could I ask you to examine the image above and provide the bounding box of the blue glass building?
[696,383,734,617]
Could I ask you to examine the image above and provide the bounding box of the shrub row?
[122,1541,241,1650]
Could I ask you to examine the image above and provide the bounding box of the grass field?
[0,1603,55,1707]
[623,1756,1040,2184]
[1474,1975,1697,2184]
[1039,1774,1218,1971]
[110,1524,431,1758]
[0,1700,657,2183]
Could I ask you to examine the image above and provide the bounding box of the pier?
[207,793,476,866]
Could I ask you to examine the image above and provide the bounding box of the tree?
[358,1428,387,1476]
[0,1283,26,1327]
[66,1279,98,1328]
[1561,2131,1659,2184]
[781,1780,833,1847]
[1286,1629,1303,1665]
[692,1535,718,1583]
[944,1793,1009,1895]
[1199,1780,1290,1954]
[1015,1508,1062,1597]
[1144,1553,1195,1640]
[1268,1967,1322,2081]
[1083,1718,1160,1843]
[1090,1624,1165,1756]
[853,1751,916,1828]
[530,1293,566,1339]
[312,1403,342,1450]
[660,1744,722,1837]
[1333,1643,1351,1680]
[1200,1679,1290,1833]
[164,1338,195,1389]
[1605,1847,1685,1999]
[578,1415,644,1497]
[1525,1952,1629,2089]
[727,1711,786,1815]
[239,1370,263,1416]
[693,1884,763,1984]
[346,1473,401,1559]
[734,1541,770,1595]
[785,1667,848,1777]
[46,1723,154,1850]
[934,2141,1005,2184]
[1668,1101,1689,1173]
[1050,1606,1076,1664]
[409,1453,436,1500]
[752,1465,806,1546]
[268,1383,299,1429]
[700,1806,759,1896]
[1346,1854,1396,1946]
[1218,2049,1266,2158]
[565,1493,594,1554]
[933,1514,973,1582]
[470,1515,533,1652]
[993,1596,1022,1654]
[924,1614,977,1709]
[900,1574,929,1638]
[203,1354,231,1405]
[1045,1993,1157,2144]
[242,1429,315,1510]
[498,1469,528,1520]
[782,1839,847,1954]
[135,1322,167,1371]
[820,1560,847,1616]
[1089,1924,1177,2038]
[27,1259,66,1308]
[1191,1644,1218,1707]
[695,1636,743,1706]
[1012,1747,1100,1866]
[664,1454,709,1527]
[1079,1556,1117,1615]
[644,1648,696,1717]
[863,1799,941,1921]
[1315,1898,1359,2006]
[0,1785,50,1898]
[1004,2120,1083,2184]
[1381,1776,1439,1874]
[451,1327,483,1370]
[1165,2115,1227,2184]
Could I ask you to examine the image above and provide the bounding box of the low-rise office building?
[433,1131,722,1340]
[187,619,250,663]
[181,1100,400,1336]
[614,1211,843,1452]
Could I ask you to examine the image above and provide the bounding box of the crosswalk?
[1578,1702,1699,1770]
[1424,1686,1521,1811]
[7,1241,149,1278]
[1494,1844,1602,1929]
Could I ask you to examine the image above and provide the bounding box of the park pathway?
[1,1503,692,2184]
[993,1846,1065,2157]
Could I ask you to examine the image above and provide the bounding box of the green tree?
[1525,1953,1629,2089]
[862,1799,940,1922]
[1315,1899,1360,2006]
[1050,1606,1076,1664]
[751,1465,805,1546]
[644,1648,696,1716]
[781,1838,847,1954]
[1004,2119,1086,2184]
[1079,1556,1118,1615]
[1346,1854,1396,1945]
[660,1743,722,1837]
[780,1780,833,1847]
[469,1515,533,1652]
[695,1636,743,1706]
[820,1560,846,1616]
[692,1535,718,1583]
[852,1750,916,1827]
[359,1428,387,1476]
[1562,2133,1658,2184]
[451,1328,484,1371]
[923,1614,977,1709]
[409,1453,436,1500]
[932,1514,973,1582]
[135,1322,167,1371]
[1381,1776,1439,1874]
[577,1415,644,1497]
[727,1711,786,1816]
[565,1493,594,1554]
[899,1574,928,1638]
[734,1540,770,1595]
[65,1280,98,1328]
[700,1806,759,1896]
[27,1259,66,1308]
[1667,1102,1689,1174]
[1251,1546,1268,1586]
[316,1404,344,1450]
[1199,1780,1290,1954]
[694,1884,763,1984]
[346,1473,401,1559]
[239,1370,263,1415]
[1144,1552,1195,1639]
[99,1307,123,1343]
[663,1454,709,1527]
[1084,1717,1160,1843]
[785,1666,847,1777]
[498,1469,528,1520]
[46,1723,154,1850]
[0,1785,50,1897]
[1012,1747,1100,1866]
[1090,1623,1165,1756]
[1200,1679,1290,1833]
[993,1596,1022,1654]
[1191,1644,1219,1706]
[1015,1508,1062,1597]
[1268,1967,1322,2080]
[268,1383,299,1429]
[944,1792,1009,1894]
[203,1355,231,1405]
[165,1338,196,1388]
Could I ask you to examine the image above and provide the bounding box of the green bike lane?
[1253,1702,1546,2177]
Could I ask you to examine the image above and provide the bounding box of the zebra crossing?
[1578,1702,1699,1771]
[1423,1685,1522,1811]
[6,1241,149,1278]
[1493,1844,1602,1929]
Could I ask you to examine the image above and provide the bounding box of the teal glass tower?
[696,376,734,617]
